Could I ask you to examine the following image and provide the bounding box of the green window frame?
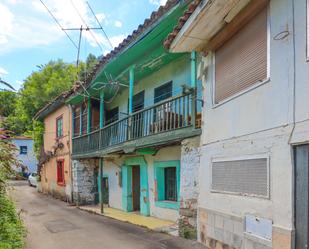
[154,160,180,210]
[56,116,63,138]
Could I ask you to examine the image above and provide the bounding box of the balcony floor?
[72,126,201,159]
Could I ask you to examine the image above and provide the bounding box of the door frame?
[122,156,150,216]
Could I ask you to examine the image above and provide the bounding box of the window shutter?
[215,8,268,103]
[212,158,269,197]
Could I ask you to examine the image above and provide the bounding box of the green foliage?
[17,59,78,131]
[0,130,25,248]
[78,53,99,83]
[0,133,19,191]
[33,121,44,161]
[0,194,25,249]
[3,54,99,137]
[0,91,17,117]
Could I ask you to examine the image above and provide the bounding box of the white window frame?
[212,7,271,108]
[210,154,270,199]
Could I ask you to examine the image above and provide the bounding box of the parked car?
[28,173,38,187]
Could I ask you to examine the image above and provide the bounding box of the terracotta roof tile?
[163,0,201,50]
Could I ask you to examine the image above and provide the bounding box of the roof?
[67,0,187,102]
[164,0,201,50]
[12,136,33,140]
[33,82,81,120]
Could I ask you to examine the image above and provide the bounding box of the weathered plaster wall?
[101,140,200,226]
[102,145,183,222]
[201,0,295,145]
[107,54,191,117]
[40,104,72,201]
[41,155,71,201]
[144,145,181,222]
[198,126,293,249]
[197,0,301,248]
[102,160,123,210]
[179,136,200,239]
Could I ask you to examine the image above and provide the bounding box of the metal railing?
[72,91,199,155]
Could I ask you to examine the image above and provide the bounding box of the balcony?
[72,91,201,158]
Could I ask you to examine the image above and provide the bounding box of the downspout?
[191,51,197,127]
[288,1,296,248]
[68,104,74,203]
[288,0,296,144]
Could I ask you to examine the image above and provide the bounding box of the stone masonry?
[72,159,97,205]
[179,136,200,240]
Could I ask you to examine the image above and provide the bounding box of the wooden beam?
[206,0,269,51]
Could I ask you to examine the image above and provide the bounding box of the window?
[20,146,27,155]
[56,116,63,138]
[73,106,81,136]
[211,157,269,198]
[214,8,268,104]
[154,160,180,209]
[57,160,65,185]
[105,107,119,125]
[164,167,177,201]
[154,81,172,103]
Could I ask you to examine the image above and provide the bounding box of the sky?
[0,0,168,91]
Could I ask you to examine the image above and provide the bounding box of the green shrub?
[0,193,25,249]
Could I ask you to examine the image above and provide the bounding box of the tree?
[78,53,99,83]
[0,91,17,117]
[3,54,99,136]
[0,129,25,248]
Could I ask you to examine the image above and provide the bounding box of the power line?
[70,0,103,51]
[39,0,78,49]
[86,1,114,49]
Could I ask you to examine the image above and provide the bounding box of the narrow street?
[9,181,205,249]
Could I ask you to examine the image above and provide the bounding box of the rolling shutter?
[212,158,269,197]
[215,8,268,104]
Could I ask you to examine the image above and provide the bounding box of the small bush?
[0,193,25,249]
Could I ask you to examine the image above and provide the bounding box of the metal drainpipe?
[68,104,74,203]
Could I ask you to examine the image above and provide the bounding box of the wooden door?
[295,145,309,249]
[132,166,140,211]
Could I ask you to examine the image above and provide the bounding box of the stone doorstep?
[77,205,178,236]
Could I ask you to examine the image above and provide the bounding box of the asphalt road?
[8,181,206,249]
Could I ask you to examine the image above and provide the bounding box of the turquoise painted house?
[67,0,201,239]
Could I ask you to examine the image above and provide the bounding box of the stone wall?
[179,136,200,240]
[72,159,98,205]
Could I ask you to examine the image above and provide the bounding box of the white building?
[12,136,37,174]
[165,0,309,248]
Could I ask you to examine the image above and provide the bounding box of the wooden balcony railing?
[72,91,201,156]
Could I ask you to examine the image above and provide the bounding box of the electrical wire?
[39,0,78,49]
[70,0,103,51]
[86,1,114,49]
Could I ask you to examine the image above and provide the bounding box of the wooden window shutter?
[215,8,268,104]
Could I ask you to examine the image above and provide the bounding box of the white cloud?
[0,3,14,45]
[114,20,122,28]
[109,34,127,48]
[149,0,167,6]
[0,67,9,77]
[96,13,106,23]
[0,0,113,54]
